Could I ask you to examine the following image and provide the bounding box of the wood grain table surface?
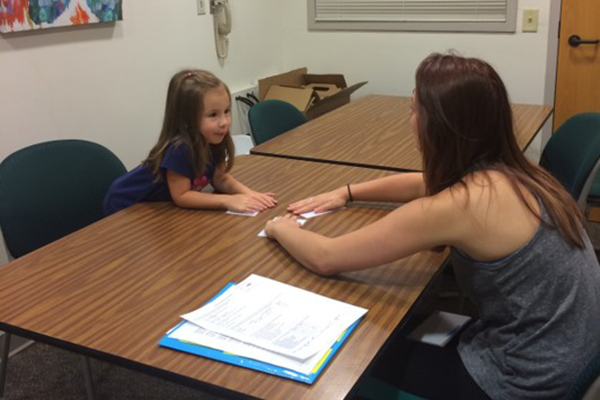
[251,95,553,171]
[0,155,448,400]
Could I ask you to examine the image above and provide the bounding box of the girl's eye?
[209,112,217,118]
[225,109,231,115]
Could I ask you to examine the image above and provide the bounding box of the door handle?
[568,35,600,47]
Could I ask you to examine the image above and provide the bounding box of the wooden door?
[554,0,600,130]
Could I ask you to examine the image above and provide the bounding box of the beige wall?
[280,0,560,159]
[0,0,285,169]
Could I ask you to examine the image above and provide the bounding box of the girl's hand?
[247,191,277,209]
[288,187,348,215]
[265,214,303,239]
[226,194,269,213]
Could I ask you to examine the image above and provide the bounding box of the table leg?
[80,355,96,400]
[0,332,11,397]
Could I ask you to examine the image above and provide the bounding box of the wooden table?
[0,156,448,400]
[251,95,554,171]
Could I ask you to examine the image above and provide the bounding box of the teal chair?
[0,139,126,399]
[539,112,600,209]
[248,99,307,145]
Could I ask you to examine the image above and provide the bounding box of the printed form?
[181,274,367,360]
[169,320,337,375]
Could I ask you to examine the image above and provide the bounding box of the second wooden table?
[251,95,553,171]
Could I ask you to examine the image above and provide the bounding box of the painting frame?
[0,0,123,34]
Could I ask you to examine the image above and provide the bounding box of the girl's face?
[200,86,231,145]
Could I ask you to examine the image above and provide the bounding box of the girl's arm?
[269,188,461,276]
[211,167,253,195]
[288,172,426,214]
[167,170,267,212]
[211,163,277,209]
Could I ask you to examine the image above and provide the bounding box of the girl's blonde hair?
[144,69,235,180]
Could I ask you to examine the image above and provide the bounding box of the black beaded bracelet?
[347,184,354,203]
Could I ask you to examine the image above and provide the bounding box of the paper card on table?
[300,208,344,219]
[226,210,259,217]
[407,311,471,347]
[258,219,306,237]
[181,274,367,360]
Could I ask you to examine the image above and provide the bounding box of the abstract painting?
[0,0,122,33]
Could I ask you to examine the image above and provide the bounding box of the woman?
[265,53,600,400]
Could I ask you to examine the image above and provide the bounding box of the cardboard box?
[258,67,367,120]
[263,85,316,113]
[304,83,341,100]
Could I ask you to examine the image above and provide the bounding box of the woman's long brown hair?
[415,53,585,248]
[144,69,235,181]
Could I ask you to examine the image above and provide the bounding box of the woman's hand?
[287,187,348,215]
[265,214,303,238]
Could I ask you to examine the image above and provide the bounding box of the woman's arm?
[349,172,426,202]
[288,172,426,214]
[269,189,461,276]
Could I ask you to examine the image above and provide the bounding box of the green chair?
[248,99,307,145]
[0,139,126,399]
[539,112,600,209]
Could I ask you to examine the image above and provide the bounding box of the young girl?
[265,54,600,400]
[104,70,276,215]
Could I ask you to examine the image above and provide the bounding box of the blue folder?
[159,283,361,384]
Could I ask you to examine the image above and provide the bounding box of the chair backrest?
[539,112,600,208]
[248,100,307,145]
[0,140,126,258]
[566,350,600,400]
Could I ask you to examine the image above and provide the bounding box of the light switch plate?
[523,9,539,32]
[197,0,206,15]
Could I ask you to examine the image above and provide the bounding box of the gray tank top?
[451,204,600,400]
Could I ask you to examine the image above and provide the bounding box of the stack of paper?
[160,274,367,383]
